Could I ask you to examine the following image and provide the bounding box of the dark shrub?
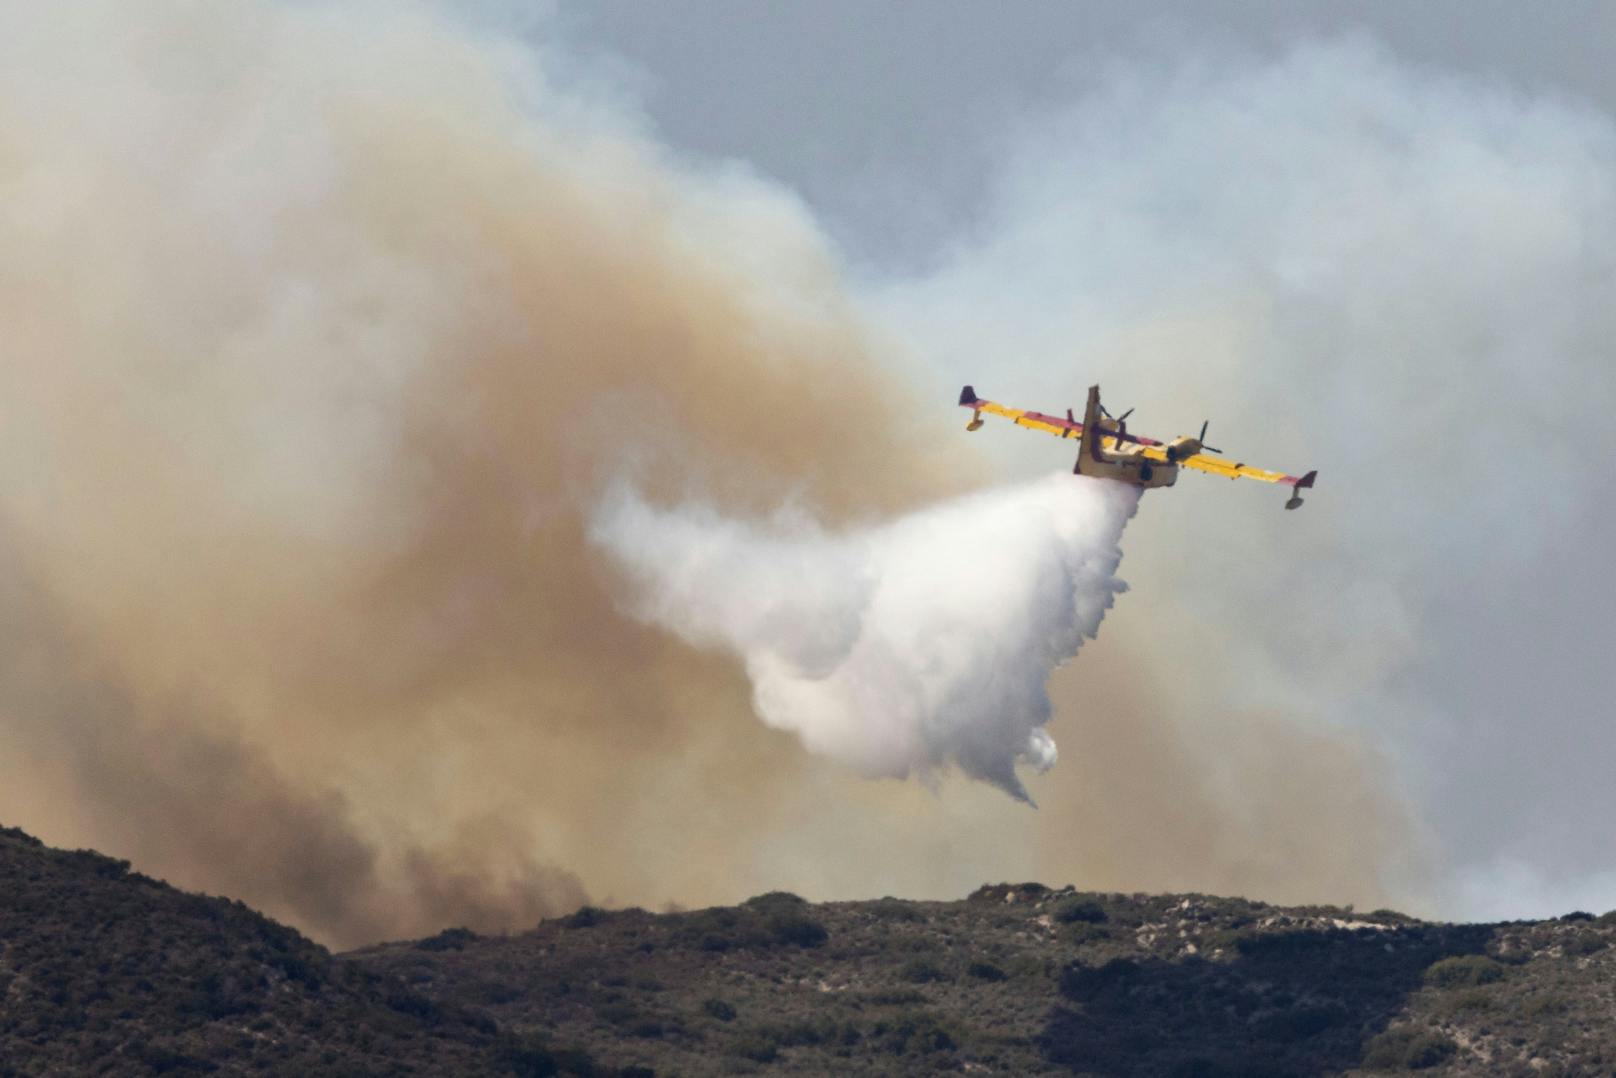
[873,1010,957,1055]
[1060,958,1140,1002]
[730,1033,779,1063]
[562,906,606,929]
[899,958,947,984]
[1362,1026,1457,1070]
[495,1034,598,1078]
[270,953,324,990]
[1522,993,1568,1017]
[744,891,806,910]
[966,961,1006,982]
[1054,897,1108,924]
[767,911,828,948]
[765,1019,825,1047]
[466,980,522,1006]
[496,1034,560,1077]
[1199,929,1248,954]
[871,898,925,922]
[858,988,926,1006]
[1432,989,1494,1018]
[1251,1004,1340,1040]
[673,907,771,951]
[1423,955,1504,988]
[1560,910,1594,921]
[1062,922,1112,946]
[129,1044,215,1074]
[415,927,480,952]
[383,988,442,1022]
[1563,931,1607,956]
[596,1001,642,1027]
[702,998,736,1022]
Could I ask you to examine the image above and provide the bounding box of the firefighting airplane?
[959,384,1317,509]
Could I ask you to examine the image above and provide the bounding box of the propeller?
[1198,420,1223,455]
[1099,403,1134,437]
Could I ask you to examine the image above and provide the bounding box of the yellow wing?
[971,400,1078,439]
[1138,446,1296,485]
[961,388,1314,490]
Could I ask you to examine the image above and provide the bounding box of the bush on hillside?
[1423,955,1504,989]
[415,927,479,952]
[1054,898,1108,925]
[1362,1025,1457,1070]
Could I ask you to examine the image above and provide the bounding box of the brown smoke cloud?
[0,2,1415,947]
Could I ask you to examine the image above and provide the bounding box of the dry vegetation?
[0,825,608,1076]
[4,825,1615,1075]
[358,883,1616,1076]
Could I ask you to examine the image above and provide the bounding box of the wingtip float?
[959,385,1318,511]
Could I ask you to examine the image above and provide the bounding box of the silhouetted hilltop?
[0,824,600,1076]
[4,824,1613,1075]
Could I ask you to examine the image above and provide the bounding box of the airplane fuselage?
[1072,385,1177,488]
[1074,439,1179,488]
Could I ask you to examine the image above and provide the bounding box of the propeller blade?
[1198,420,1223,454]
[1117,407,1134,422]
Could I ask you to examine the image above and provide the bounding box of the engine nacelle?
[1165,435,1202,462]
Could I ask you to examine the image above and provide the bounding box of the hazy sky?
[558,2,1616,268]
[3,2,1612,942]
[555,2,1616,919]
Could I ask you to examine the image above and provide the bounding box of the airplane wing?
[960,384,1316,496]
[1144,446,1316,490]
[957,385,1163,445]
[960,391,1082,439]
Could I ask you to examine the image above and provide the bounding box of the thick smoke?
[0,0,962,947]
[593,475,1139,801]
[13,0,1578,942]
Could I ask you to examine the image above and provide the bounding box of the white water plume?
[592,473,1140,802]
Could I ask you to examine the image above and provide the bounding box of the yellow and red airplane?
[960,384,1317,509]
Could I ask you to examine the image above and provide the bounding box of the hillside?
[354,885,1616,1077]
[3,824,1614,1076]
[0,824,601,1076]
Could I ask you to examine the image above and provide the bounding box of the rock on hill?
[4,824,1614,1076]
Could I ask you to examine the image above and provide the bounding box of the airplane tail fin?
[958,385,978,406]
[1074,385,1107,474]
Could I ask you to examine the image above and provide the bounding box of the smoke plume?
[592,474,1139,801]
[0,0,962,947]
[2,0,1516,944]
